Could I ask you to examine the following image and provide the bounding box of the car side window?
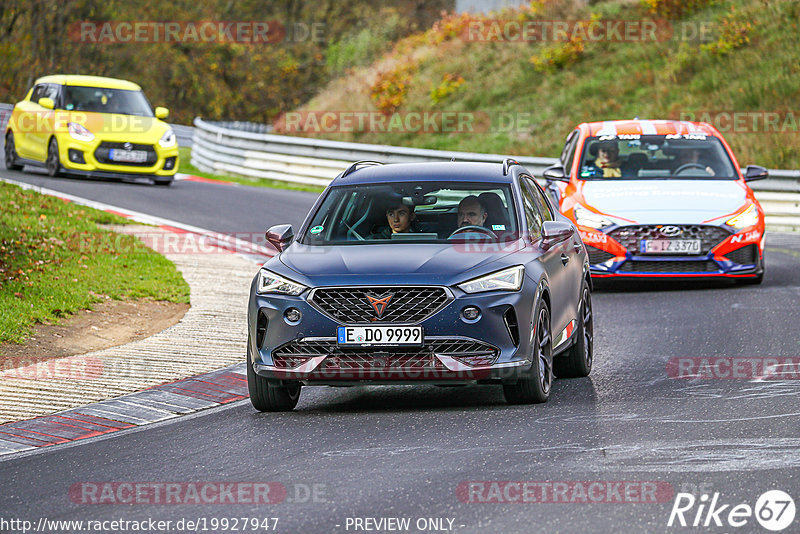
[518,179,544,240]
[44,84,61,106]
[30,84,45,104]
[523,176,554,222]
[560,129,579,173]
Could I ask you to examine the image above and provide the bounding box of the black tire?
[46,138,62,177]
[4,132,23,170]
[503,300,552,404]
[554,281,593,378]
[153,179,172,187]
[247,340,301,412]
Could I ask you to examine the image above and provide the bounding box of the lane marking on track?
[0,176,275,264]
[174,173,237,186]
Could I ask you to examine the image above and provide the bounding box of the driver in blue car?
[457,195,488,228]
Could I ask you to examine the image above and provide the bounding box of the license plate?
[337,326,423,346]
[109,149,147,163]
[640,239,701,254]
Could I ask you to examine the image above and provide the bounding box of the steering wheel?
[674,163,708,176]
[448,225,498,240]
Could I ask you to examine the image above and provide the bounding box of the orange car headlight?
[726,204,759,230]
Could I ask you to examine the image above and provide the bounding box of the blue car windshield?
[578,134,737,180]
[301,181,519,245]
[63,86,154,117]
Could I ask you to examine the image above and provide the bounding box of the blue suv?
[247,160,594,410]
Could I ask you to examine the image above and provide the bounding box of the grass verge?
[178,147,326,193]
[294,0,800,169]
[0,181,190,344]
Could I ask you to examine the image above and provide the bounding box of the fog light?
[462,306,480,321]
[68,149,85,164]
[163,156,176,170]
[284,308,302,324]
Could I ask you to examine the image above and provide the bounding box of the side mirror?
[265,224,294,252]
[744,165,768,182]
[542,164,569,183]
[154,107,169,119]
[540,221,574,250]
[38,97,55,110]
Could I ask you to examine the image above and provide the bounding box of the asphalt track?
[1,164,800,534]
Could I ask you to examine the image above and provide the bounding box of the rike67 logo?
[668,490,796,531]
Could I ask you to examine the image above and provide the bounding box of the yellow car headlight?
[158,129,176,148]
[68,122,94,142]
[726,204,759,229]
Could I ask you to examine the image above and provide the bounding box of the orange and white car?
[541,119,767,283]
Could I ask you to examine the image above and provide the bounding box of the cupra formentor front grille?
[309,286,449,324]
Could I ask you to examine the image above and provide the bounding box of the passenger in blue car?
[371,201,420,238]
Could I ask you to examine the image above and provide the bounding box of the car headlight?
[457,265,524,294]
[256,269,307,296]
[68,122,94,142]
[726,204,759,230]
[574,205,614,229]
[158,129,176,148]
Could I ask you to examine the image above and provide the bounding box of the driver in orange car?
[676,148,716,176]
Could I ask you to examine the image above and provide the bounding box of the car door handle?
[561,253,570,265]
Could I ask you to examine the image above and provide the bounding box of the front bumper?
[248,281,537,385]
[581,224,764,278]
[56,134,178,178]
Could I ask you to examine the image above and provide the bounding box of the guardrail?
[0,103,11,133]
[0,103,193,147]
[192,117,800,231]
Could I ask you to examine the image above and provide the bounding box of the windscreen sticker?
[309,225,324,234]
[492,224,506,231]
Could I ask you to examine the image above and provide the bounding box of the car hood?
[581,180,747,224]
[275,242,522,286]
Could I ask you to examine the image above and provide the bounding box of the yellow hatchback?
[4,75,178,186]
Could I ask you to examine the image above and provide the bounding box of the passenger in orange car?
[593,141,622,178]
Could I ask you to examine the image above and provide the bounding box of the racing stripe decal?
[596,121,617,137]
[640,120,657,135]
[554,320,577,349]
